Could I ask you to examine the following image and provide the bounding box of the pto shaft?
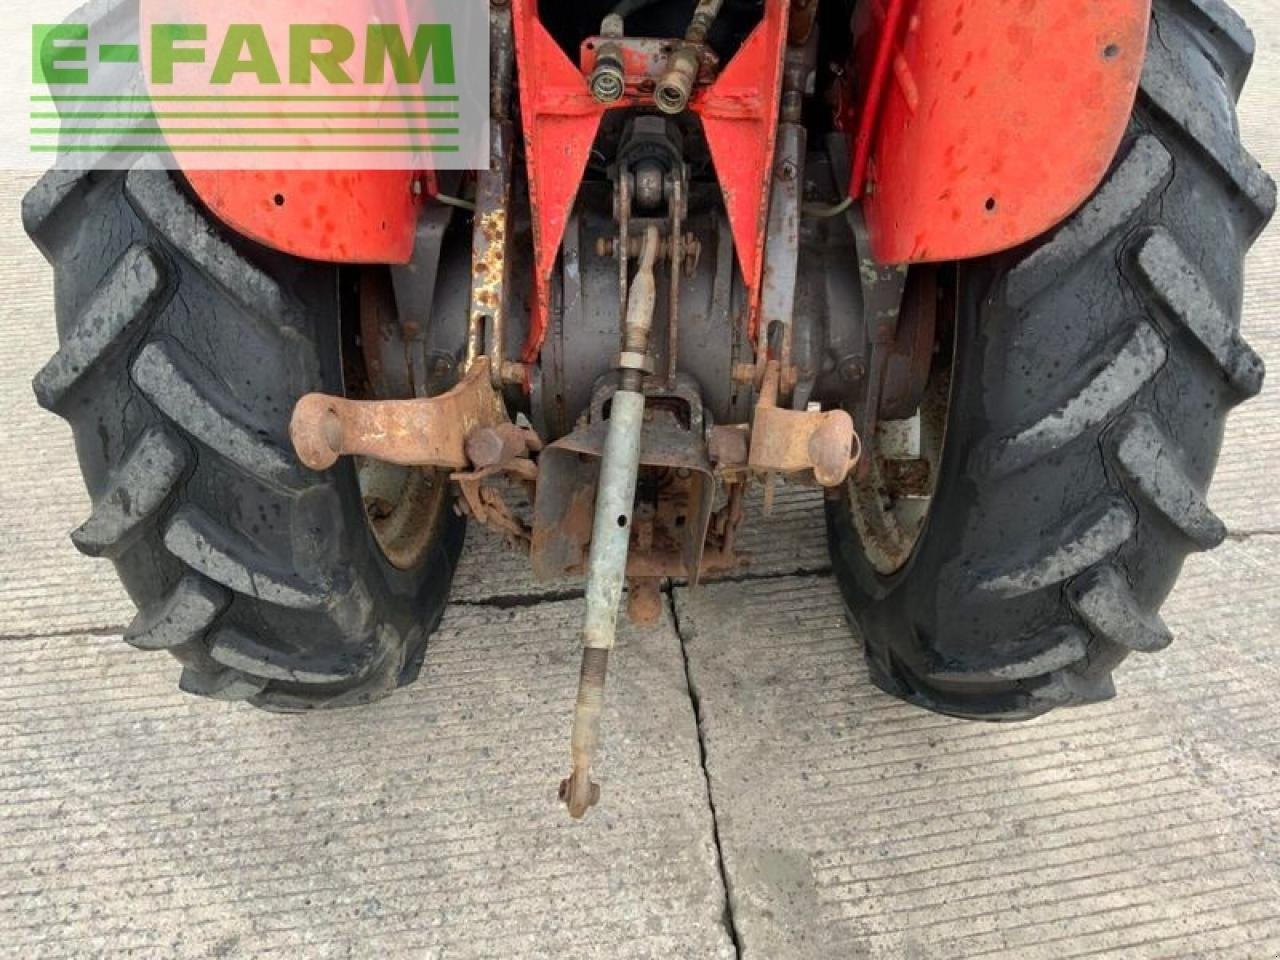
[560,226,661,819]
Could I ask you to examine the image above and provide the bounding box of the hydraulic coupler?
[559,225,662,819]
[655,0,725,114]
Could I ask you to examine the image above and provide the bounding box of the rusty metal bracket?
[451,423,542,547]
[466,2,526,387]
[291,358,509,472]
[749,361,861,488]
[531,406,719,586]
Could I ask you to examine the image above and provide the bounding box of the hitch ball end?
[290,395,345,471]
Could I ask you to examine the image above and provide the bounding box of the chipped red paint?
[176,3,1148,302]
[511,0,604,364]
[512,0,790,363]
[183,170,427,264]
[852,0,1151,264]
[698,3,790,341]
[143,0,431,265]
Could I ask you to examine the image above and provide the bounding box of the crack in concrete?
[684,566,833,587]
[0,624,128,642]
[452,566,834,612]
[665,582,743,960]
[1225,529,1280,541]
[449,588,585,609]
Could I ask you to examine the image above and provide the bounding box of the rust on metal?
[291,358,508,472]
[452,422,542,547]
[624,547,742,580]
[466,1,526,386]
[453,468,535,547]
[467,140,528,386]
[708,424,750,472]
[749,362,862,487]
[465,423,543,470]
[362,466,449,572]
[532,386,751,590]
[880,267,940,420]
[881,457,932,497]
[596,233,702,273]
[666,177,686,384]
[626,577,664,626]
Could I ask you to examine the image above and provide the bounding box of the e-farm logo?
[25,0,489,170]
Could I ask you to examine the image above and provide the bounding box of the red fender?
[182,169,425,264]
[141,0,426,264]
[169,2,1151,275]
[852,0,1152,264]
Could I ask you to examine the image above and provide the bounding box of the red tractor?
[28,0,1273,817]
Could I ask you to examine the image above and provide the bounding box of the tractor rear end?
[28,0,1274,817]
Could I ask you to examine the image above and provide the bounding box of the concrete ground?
[2,3,1279,957]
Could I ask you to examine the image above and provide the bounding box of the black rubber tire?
[26,167,465,710]
[827,0,1276,720]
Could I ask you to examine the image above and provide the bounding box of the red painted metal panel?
[697,1,790,339]
[184,170,425,264]
[854,0,1151,264]
[143,0,427,264]
[511,0,608,363]
[512,0,789,362]
[850,0,908,202]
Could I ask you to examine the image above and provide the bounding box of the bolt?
[500,361,530,385]
[839,357,866,382]
[777,161,798,182]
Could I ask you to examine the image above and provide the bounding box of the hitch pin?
[559,225,662,819]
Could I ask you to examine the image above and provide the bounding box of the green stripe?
[32,95,460,103]
[98,45,140,63]
[31,112,460,120]
[31,144,462,153]
[33,127,461,136]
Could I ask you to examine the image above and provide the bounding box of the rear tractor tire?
[827,0,1275,719]
[26,167,465,710]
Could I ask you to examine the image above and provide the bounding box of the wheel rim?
[344,267,451,572]
[845,267,956,576]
